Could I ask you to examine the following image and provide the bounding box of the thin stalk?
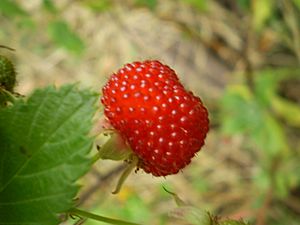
[112,155,138,194]
[69,208,141,225]
[91,150,102,164]
[0,45,15,51]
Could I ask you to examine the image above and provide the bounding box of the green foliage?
[253,69,300,127]
[42,0,58,14]
[0,0,28,17]
[84,0,112,12]
[221,69,300,199]
[271,96,300,127]
[134,0,157,10]
[253,0,274,31]
[293,0,300,10]
[180,0,207,11]
[48,20,86,55]
[1,1,299,224]
[221,69,300,156]
[236,0,250,10]
[85,195,151,225]
[0,85,97,225]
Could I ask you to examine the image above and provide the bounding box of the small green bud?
[0,55,16,92]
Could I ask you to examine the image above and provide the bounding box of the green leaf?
[43,0,58,14]
[293,0,300,10]
[221,84,289,157]
[180,0,207,11]
[254,72,278,107]
[0,0,28,17]
[169,206,211,225]
[0,85,97,225]
[253,0,274,31]
[48,20,85,55]
[236,0,250,10]
[84,0,112,12]
[271,96,300,127]
[221,85,262,135]
[134,0,157,10]
[254,167,271,192]
[252,112,289,156]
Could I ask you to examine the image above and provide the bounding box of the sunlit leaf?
[293,0,300,10]
[221,84,289,157]
[271,96,300,127]
[236,0,250,10]
[252,112,289,156]
[0,85,97,225]
[254,72,278,106]
[221,86,262,135]
[135,0,157,10]
[253,0,274,30]
[84,0,112,12]
[180,0,207,11]
[43,0,58,14]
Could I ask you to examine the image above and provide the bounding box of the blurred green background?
[1,0,300,224]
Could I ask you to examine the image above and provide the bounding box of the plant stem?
[112,155,138,194]
[0,45,15,51]
[91,150,102,164]
[69,208,141,225]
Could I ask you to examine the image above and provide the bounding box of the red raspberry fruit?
[101,60,209,176]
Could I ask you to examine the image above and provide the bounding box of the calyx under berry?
[0,55,16,92]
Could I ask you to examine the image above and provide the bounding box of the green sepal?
[98,133,132,161]
[0,55,16,92]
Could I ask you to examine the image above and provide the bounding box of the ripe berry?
[101,60,209,176]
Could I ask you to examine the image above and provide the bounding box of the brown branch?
[0,45,15,51]
[243,20,255,93]
[156,14,241,68]
[255,157,280,225]
[255,187,273,225]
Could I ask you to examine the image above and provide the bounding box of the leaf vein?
[0,88,87,193]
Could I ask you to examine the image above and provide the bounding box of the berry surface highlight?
[101,60,209,176]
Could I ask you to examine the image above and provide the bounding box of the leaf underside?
[0,85,97,225]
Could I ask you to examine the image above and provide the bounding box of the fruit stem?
[69,208,141,225]
[112,154,139,194]
[91,150,102,164]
